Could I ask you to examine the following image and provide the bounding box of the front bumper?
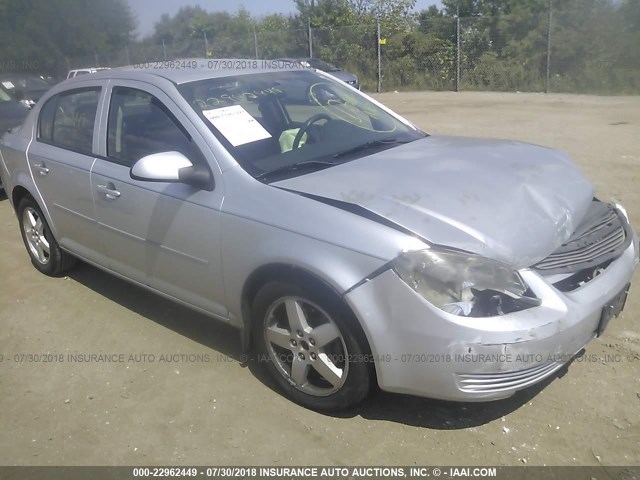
[344,237,638,401]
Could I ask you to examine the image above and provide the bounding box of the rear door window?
[38,87,101,155]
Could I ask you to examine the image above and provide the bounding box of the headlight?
[612,200,629,222]
[392,249,539,317]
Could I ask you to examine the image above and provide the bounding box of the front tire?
[252,280,372,411]
[17,196,76,276]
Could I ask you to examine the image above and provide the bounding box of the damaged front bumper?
[344,235,638,402]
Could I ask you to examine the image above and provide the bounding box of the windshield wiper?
[255,138,413,182]
[332,138,410,159]
[255,160,338,182]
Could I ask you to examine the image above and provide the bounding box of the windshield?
[178,70,425,181]
[0,74,50,91]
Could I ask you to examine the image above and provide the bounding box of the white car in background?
[66,68,110,79]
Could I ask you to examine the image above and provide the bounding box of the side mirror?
[130,152,213,190]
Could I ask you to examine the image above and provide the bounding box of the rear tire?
[252,280,372,411]
[17,196,76,276]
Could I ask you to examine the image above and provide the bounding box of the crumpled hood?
[274,136,594,268]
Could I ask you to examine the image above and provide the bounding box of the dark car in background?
[0,73,54,108]
[0,86,29,133]
[278,58,360,90]
[0,87,30,191]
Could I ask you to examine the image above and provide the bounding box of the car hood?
[23,89,48,102]
[274,136,594,268]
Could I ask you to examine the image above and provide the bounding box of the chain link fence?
[457,14,549,92]
[62,8,640,95]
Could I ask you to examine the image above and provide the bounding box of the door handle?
[33,162,49,176]
[97,183,121,200]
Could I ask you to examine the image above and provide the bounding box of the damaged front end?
[391,248,541,318]
[388,200,635,319]
[534,200,635,291]
[343,199,638,400]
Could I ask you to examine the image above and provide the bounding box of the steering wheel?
[292,113,332,150]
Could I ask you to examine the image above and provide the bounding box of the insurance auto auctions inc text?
[255,467,497,478]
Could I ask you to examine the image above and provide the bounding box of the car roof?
[64,59,309,86]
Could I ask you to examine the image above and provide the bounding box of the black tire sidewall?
[252,280,372,411]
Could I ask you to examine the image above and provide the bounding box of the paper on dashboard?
[202,105,271,147]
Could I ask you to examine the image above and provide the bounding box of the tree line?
[0,0,638,93]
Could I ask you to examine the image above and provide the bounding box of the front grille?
[534,201,630,274]
[457,361,563,393]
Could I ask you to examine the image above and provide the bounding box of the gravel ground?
[0,91,639,466]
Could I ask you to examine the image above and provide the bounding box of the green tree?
[257,14,309,59]
[0,0,135,75]
[295,0,357,28]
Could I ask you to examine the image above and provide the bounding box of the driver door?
[90,81,227,318]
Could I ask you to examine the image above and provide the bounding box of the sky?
[128,0,443,37]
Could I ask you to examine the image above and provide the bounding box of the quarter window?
[38,88,101,155]
[107,87,196,166]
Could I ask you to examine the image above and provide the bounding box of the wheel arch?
[10,181,59,239]
[240,263,373,362]
[11,184,32,213]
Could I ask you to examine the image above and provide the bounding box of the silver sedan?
[0,60,637,410]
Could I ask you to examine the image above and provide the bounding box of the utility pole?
[308,0,316,58]
[162,39,167,61]
[253,24,259,59]
[308,18,313,58]
[377,19,382,93]
[456,3,460,92]
[204,31,208,58]
[545,0,553,93]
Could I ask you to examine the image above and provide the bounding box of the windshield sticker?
[202,105,271,146]
[2,81,15,89]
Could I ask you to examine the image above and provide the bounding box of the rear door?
[90,81,227,318]
[26,83,108,264]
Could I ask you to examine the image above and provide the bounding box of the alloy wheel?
[264,296,349,396]
[22,207,50,265]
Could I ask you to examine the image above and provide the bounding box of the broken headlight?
[392,249,539,317]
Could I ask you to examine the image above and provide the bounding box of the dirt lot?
[0,91,639,466]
